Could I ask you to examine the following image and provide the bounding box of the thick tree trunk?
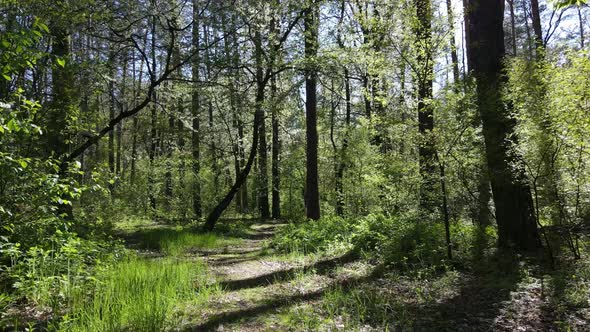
[304,1,320,220]
[463,0,493,226]
[467,0,541,251]
[415,0,437,213]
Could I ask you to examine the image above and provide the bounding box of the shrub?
[3,232,124,319]
[271,216,354,253]
[273,213,488,269]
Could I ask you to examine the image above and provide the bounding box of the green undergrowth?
[61,256,219,331]
[274,224,590,331]
[271,214,494,269]
[544,258,590,329]
[1,234,125,327]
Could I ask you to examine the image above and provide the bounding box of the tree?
[270,2,282,220]
[466,0,541,250]
[414,0,437,213]
[256,18,271,220]
[192,0,202,219]
[203,3,303,229]
[304,0,320,221]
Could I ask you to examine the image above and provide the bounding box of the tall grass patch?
[132,227,242,256]
[63,257,218,331]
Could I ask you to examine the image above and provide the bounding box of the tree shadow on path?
[186,264,385,331]
[218,251,359,291]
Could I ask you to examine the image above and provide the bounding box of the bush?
[349,214,446,266]
[273,213,487,269]
[271,216,354,253]
[2,232,124,322]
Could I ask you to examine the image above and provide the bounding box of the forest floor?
[117,219,590,331]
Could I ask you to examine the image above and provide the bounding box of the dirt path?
[179,221,374,331]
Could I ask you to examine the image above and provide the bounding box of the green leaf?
[2,74,10,81]
[6,119,18,132]
[38,22,50,33]
[56,58,66,67]
[19,160,28,168]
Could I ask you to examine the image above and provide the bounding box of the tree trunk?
[192,0,202,219]
[335,2,349,217]
[522,0,534,57]
[108,46,116,179]
[336,69,351,216]
[446,0,460,85]
[579,7,585,49]
[415,0,436,213]
[271,74,281,219]
[271,10,281,220]
[254,26,271,219]
[49,3,75,219]
[148,3,158,214]
[203,23,221,198]
[467,0,541,251]
[116,54,127,177]
[304,1,320,220]
[530,0,543,52]
[508,0,517,56]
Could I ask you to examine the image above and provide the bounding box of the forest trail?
[179,221,376,331]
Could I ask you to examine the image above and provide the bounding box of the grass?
[131,227,243,256]
[62,256,220,332]
[53,221,237,331]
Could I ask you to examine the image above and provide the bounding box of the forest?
[1,0,590,330]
